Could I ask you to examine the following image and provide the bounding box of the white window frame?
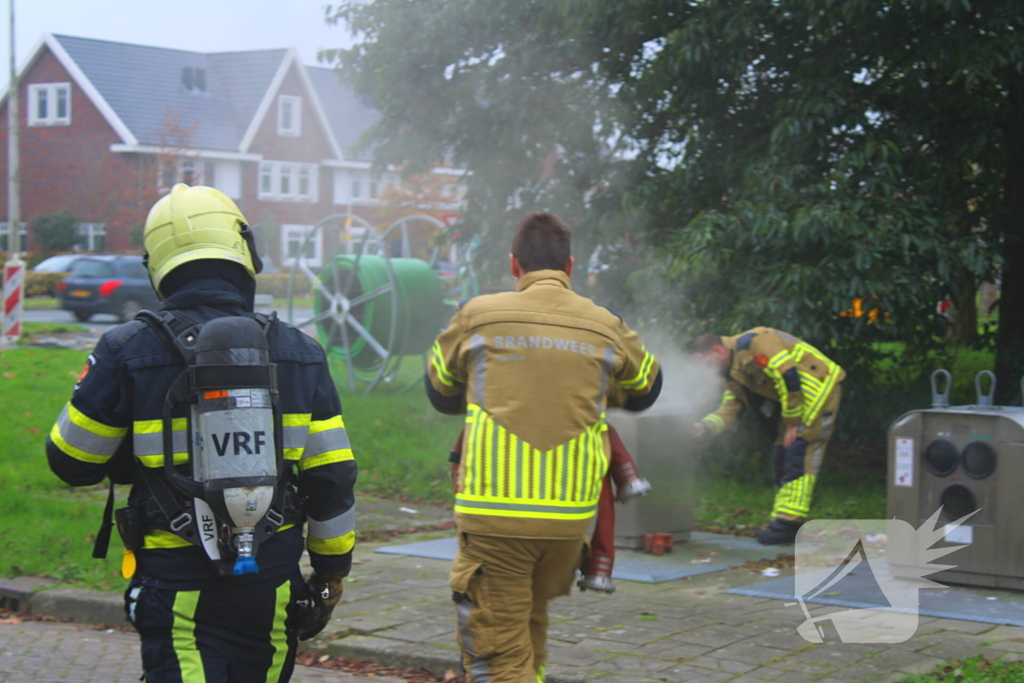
[281,224,322,268]
[277,95,301,137]
[77,223,107,252]
[28,82,71,126]
[258,161,318,202]
[157,158,202,191]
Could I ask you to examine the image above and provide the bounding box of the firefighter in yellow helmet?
[47,185,357,682]
[426,212,663,683]
[690,329,844,545]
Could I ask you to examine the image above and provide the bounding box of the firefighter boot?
[755,518,802,546]
[579,555,615,593]
[578,571,616,593]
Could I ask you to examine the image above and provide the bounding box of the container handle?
[975,370,996,407]
[931,369,952,408]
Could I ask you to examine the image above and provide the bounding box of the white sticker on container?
[944,524,973,544]
[894,437,914,488]
[235,396,252,408]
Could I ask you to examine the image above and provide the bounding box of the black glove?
[294,572,345,641]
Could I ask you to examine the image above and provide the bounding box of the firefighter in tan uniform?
[691,329,844,545]
[426,212,662,683]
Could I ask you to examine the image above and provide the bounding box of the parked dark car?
[59,255,160,323]
[33,254,85,272]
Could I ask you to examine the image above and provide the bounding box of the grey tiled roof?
[306,66,379,161]
[55,34,286,151]
[52,34,382,159]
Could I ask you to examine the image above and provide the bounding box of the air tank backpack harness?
[94,310,302,578]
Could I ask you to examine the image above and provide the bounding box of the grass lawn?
[23,297,58,310]
[0,346,461,589]
[900,657,1024,682]
[21,322,89,336]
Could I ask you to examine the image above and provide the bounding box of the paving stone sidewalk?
[0,619,403,683]
[306,532,1024,683]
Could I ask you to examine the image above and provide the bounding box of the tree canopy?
[326,0,1024,401]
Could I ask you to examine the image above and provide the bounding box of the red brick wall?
[0,47,155,255]
[241,62,349,266]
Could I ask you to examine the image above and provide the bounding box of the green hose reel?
[286,213,478,393]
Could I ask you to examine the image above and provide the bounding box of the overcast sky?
[2,0,356,92]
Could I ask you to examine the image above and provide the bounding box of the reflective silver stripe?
[133,430,187,456]
[811,414,834,473]
[596,345,615,412]
[579,432,589,502]
[559,444,569,501]
[56,405,124,457]
[283,425,309,450]
[491,417,500,499]
[470,334,487,406]
[456,499,596,515]
[303,427,350,459]
[455,594,490,682]
[515,438,524,499]
[307,505,356,540]
[539,447,547,500]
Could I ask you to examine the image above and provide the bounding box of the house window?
[260,164,273,195]
[351,176,362,200]
[258,161,317,202]
[77,223,107,252]
[277,95,301,137]
[181,160,196,186]
[28,83,71,126]
[281,224,321,268]
[203,161,216,187]
[369,180,379,199]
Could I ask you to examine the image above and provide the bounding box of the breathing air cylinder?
[180,317,282,575]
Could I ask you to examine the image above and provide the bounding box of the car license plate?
[71,290,91,297]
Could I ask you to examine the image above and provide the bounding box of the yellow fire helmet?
[143,184,260,298]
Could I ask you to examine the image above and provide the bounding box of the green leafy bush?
[25,271,68,297]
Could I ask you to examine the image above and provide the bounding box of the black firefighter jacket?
[46,279,357,585]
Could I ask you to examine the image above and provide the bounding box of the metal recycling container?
[887,372,1024,590]
[608,401,696,549]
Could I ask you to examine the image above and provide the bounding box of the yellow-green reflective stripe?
[309,415,344,434]
[297,448,354,470]
[136,452,189,467]
[773,474,816,517]
[705,414,726,435]
[134,417,187,433]
[454,496,597,520]
[432,341,455,386]
[66,403,127,438]
[621,351,655,389]
[768,350,791,369]
[266,580,291,683]
[49,422,112,464]
[172,591,205,683]
[307,530,355,555]
[143,529,192,549]
[283,413,311,427]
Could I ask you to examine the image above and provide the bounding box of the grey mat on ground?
[728,570,1024,627]
[376,531,780,582]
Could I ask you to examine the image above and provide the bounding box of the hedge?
[25,271,68,297]
[255,273,313,299]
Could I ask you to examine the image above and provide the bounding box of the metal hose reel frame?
[285,213,477,393]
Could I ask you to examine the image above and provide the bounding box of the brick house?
[0,34,462,268]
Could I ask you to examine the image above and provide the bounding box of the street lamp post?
[2,0,24,346]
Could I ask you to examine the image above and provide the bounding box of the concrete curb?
[20,587,588,682]
[28,588,128,627]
